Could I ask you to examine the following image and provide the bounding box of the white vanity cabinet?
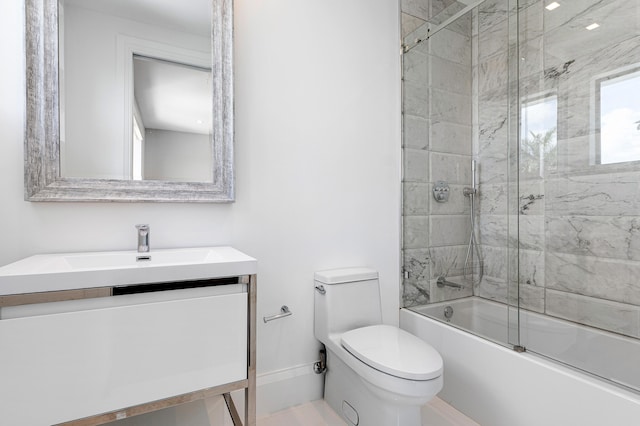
[0,247,257,426]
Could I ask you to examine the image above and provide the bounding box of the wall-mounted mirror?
[25,0,234,202]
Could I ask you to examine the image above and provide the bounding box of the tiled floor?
[111,395,479,425]
[257,397,480,426]
[257,399,345,426]
[419,398,480,426]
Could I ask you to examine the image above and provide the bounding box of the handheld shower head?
[471,159,476,190]
[464,159,477,197]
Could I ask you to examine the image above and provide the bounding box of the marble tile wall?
[402,1,474,307]
[402,2,431,308]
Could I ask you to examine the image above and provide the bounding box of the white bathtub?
[401,297,640,426]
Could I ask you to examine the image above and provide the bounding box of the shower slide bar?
[464,159,484,285]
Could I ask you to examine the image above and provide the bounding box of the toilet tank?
[314,267,382,342]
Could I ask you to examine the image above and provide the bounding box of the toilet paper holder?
[263,305,292,323]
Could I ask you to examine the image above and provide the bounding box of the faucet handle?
[136,224,149,234]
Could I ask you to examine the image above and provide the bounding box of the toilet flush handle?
[315,285,326,295]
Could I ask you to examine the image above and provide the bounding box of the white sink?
[0,247,257,295]
[63,247,224,269]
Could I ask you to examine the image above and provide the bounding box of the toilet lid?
[341,325,443,381]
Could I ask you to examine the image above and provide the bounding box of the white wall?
[0,0,400,415]
[144,129,212,182]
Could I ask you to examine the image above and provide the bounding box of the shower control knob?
[433,181,450,203]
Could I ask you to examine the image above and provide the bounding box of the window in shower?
[520,94,558,177]
[596,67,640,165]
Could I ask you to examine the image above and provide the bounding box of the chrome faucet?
[135,224,150,253]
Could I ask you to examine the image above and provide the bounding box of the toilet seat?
[341,324,442,381]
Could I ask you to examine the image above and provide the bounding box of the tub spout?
[436,276,463,290]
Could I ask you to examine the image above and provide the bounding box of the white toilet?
[314,267,443,426]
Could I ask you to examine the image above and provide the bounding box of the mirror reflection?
[133,56,213,182]
[59,0,213,182]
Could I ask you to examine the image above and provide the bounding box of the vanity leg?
[224,393,243,426]
[245,274,257,426]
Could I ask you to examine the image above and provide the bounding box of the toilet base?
[324,350,424,426]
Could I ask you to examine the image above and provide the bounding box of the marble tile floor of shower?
[257,397,479,426]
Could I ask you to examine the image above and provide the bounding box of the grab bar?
[263,305,292,323]
[436,276,463,290]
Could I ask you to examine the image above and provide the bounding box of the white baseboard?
[230,362,324,417]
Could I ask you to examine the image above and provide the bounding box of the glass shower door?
[516,0,640,392]
[401,0,519,348]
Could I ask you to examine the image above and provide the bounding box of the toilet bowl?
[314,267,443,426]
